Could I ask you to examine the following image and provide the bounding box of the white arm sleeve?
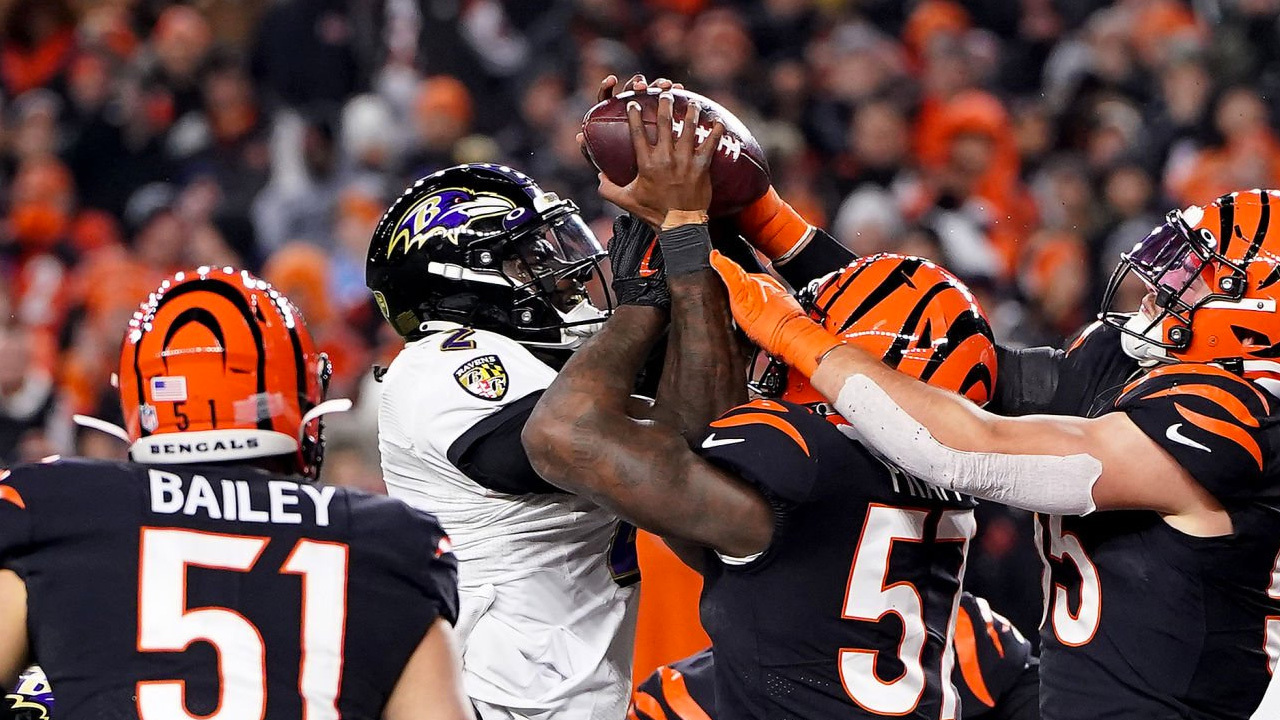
[834,374,1100,515]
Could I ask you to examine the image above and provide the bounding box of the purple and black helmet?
[366,164,611,351]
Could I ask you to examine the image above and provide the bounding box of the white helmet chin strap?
[1120,311,1170,366]
[73,414,130,443]
[301,398,353,427]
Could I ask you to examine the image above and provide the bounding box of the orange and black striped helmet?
[116,267,346,478]
[769,253,997,414]
[1102,189,1280,380]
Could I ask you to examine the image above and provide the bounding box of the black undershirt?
[446,392,558,495]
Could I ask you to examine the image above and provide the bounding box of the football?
[580,88,771,217]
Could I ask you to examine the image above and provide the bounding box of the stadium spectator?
[403,76,474,180]
[142,5,212,119]
[0,320,70,465]
[0,0,77,99]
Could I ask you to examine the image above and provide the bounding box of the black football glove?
[608,214,669,308]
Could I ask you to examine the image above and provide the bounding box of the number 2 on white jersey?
[137,528,349,720]
[839,505,975,718]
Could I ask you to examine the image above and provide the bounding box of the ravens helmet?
[366,164,611,351]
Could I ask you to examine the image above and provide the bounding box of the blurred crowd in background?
[2,0,1279,637]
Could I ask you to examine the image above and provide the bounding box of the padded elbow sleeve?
[834,375,1100,515]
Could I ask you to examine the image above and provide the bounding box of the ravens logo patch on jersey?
[454,354,510,400]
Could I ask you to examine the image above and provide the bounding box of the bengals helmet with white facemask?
[115,266,348,479]
[1101,189,1280,381]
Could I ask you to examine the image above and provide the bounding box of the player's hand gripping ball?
[581,88,770,217]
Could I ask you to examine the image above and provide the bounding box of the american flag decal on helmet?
[150,376,188,402]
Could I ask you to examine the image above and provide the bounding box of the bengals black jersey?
[0,458,458,720]
[694,399,976,719]
[1030,326,1280,719]
[629,593,1038,720]
[1043,321,1143,417]
[631,648,716,720]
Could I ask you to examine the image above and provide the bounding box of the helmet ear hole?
[1231,325,1273,348]
[1196,228,1217,252]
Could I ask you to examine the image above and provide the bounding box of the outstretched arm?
[710,252,1228,527]
[735,187,855,288]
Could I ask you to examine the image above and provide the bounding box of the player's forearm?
[655,268,747,440]
[524,305,667,487]
[527,387,767,554]
[809,346,1103,515]
[811,345,1000,447]
[525,306,770,554]
[541,305,667,416]
[383,618,475,720]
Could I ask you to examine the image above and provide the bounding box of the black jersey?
[1043,321,1143,417]
[631,593,1038,720]
[693,399,976,719]
[632,648,717,720]
[1035,325,1280,719]
[0,458,458,720]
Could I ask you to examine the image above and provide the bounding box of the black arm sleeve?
[991,345,1064,416]
[447,392,559,495]
[773,229,855,288]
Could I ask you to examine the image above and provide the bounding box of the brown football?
[580,88,771,217]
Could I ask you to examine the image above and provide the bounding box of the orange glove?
[709,250,841,377]
[736,187,813,261]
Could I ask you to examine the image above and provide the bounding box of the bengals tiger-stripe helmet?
[764,253,997,416]
[117,266,348,478]
[1101,189,1280,381]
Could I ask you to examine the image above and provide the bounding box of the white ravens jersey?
[377,321,638,719]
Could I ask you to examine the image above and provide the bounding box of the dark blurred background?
[2,0,1277,640]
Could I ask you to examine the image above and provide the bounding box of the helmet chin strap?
[72,399,355,451]
[1120,311,1170,366]
[72,414,130,443]
[300,398,353,429]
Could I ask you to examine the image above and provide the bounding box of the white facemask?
[518,299,609,351]
[559,299,608,337]
[1120,311,1169,366]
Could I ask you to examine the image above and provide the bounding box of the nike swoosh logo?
[1166,423,1212,452]
[701,433,745,449]
[638,241,659,278]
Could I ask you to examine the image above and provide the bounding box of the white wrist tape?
[834,374,1100,515]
